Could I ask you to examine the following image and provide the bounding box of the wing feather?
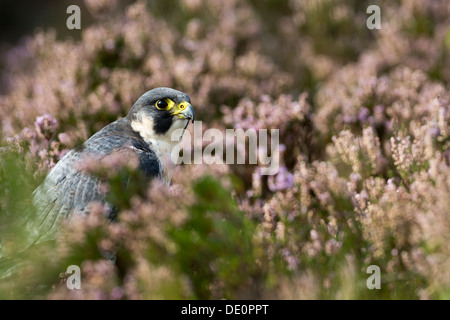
[30,118,160,244]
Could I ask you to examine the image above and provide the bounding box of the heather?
[0,0,449,299]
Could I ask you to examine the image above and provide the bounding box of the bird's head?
[128,87,195,145]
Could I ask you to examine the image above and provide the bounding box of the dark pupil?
[157,100,168,109]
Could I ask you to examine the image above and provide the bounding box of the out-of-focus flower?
[268,166,294,192]
[34,113,58,139]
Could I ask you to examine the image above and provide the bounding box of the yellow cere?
[170,101,191,115]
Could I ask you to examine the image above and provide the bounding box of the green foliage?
[0,149,39,258]
[168,176,262,299]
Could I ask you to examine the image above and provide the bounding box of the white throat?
[131,116,188,185]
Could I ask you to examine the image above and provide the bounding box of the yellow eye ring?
[156,99,169,110]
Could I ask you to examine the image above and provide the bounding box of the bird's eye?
[156,99,169,110]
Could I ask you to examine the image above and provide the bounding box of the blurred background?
[0,0,449,299]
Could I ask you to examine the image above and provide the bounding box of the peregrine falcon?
[30,87,194,244]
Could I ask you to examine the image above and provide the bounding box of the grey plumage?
[29,117,161,244]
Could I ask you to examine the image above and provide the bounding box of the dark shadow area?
[0,0,93,46]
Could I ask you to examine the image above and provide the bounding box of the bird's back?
[29,117,161,245]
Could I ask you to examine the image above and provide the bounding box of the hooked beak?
[173,102,195,123]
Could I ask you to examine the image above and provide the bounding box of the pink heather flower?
[343,115,355,124]
[268,166,294,192]
[281,248,299,271]
[34,113,58,138]
[358,107,370,122]
[57,133,71,146]
[428,126,440,138]
[350,173,361,182]
[110,286,124,300]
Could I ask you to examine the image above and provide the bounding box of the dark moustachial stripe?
[153,111,174,135]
